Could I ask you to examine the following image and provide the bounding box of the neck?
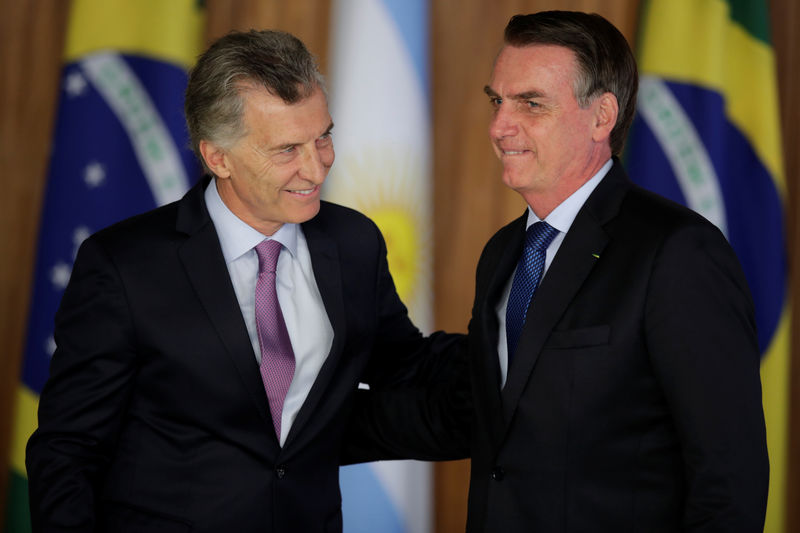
[522,153,611,219]
[215,178,283,236]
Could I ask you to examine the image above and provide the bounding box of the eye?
[489,96,502,107]
[316,132,333,147]
[281,145,296,154]
[526,100,540,108]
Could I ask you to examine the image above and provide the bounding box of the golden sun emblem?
[368,207,418,302]
[323,149,431,324]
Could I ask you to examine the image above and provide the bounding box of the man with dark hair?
[26,29,462,533]
[467,11,768,532]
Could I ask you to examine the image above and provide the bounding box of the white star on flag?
[45,336,57,358]
[64,70,88,97]
[49,261,72,289]
[84,161,106,188]
[72,226,91,259]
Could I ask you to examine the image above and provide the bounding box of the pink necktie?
[254,239,295,439]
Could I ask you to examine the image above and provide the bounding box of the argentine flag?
[6,2,203,531]
[326,0,434,532]
[625,1,788,531]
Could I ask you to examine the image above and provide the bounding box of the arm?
[342,223,472,463]
[26,236,139,532]
[646,222,769,531]
[343,337,472,463]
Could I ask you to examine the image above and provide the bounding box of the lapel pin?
[592,253,600,259]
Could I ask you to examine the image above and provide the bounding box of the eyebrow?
[273,121,335,152]
[483,86,544,101]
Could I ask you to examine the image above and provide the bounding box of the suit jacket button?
[491,466,504,481]
[276,465,287,479]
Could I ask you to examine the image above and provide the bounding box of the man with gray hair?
[26,29,463,533]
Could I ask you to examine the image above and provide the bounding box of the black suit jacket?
[464,160,768,532]
[26,179,460,533]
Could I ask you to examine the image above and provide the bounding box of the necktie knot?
[255,239,282,275]
[525,221,558,252]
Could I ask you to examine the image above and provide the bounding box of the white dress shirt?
[205,181,333,445]
[495,158,613,386]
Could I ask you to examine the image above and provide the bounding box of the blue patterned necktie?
[505,221,559,363]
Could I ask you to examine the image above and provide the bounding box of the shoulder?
[304,202,390,282]
[82,200,184,265]
[586,162,721,244]
[616,184,727,247]
[97,200,180,240]
[614,185,746,290]
[579,160,724,246]
[482,213,526,256]
[314,201,379,230]
[90,179,208,249]
[624,185,709,226]
[307,201,384,248]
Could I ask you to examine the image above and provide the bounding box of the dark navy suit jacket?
[27,178,461,533]
[464,160,768,532]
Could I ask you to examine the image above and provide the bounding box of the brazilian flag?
[626,0,787,531]
[5,1,204,531]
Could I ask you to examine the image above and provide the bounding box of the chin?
[291,201,322,224]
[501,171,528,191]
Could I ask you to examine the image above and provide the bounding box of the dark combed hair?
[504,11,638,155]
[184,29,325,172]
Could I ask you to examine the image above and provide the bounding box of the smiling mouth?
[286,185,319,196]
[501,149,529,156]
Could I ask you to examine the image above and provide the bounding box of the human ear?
[592,92,618,143]
[199,140,232,179]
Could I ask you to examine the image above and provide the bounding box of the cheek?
[256,162,292,192]
[320,145,335,167]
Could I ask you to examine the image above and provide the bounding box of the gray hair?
[503,11,638,156]
[184,29,326,173]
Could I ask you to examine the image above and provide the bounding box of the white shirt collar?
[526,158,613,232]
[204,179,299,263]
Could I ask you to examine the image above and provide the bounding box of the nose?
[488,103,518,140]
[299,145,333,184]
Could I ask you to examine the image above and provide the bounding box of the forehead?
[489,44,578,95]
[239,84,331,141]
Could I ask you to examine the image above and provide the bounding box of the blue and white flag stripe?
[81,52,191,205]
[327,0,433,532]
[22,52,199,395]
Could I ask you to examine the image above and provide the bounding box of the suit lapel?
[282,210,347,448]
[499,161,631,428]
[499,211,608,423]
[175,180,274,432]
